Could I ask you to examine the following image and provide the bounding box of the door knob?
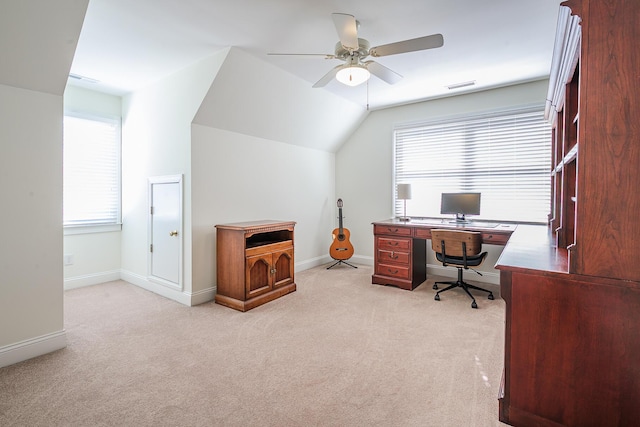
[169,230,178,236]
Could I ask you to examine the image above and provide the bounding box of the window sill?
[64,223,122,236]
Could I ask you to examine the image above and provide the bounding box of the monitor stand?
[448,213,470,224]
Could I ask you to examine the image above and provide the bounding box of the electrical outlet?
[63,254,74,266]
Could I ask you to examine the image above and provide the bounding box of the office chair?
[430,229,494,309]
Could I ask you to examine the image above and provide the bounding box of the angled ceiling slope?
[0,0,88,95]
[193,48,366,152]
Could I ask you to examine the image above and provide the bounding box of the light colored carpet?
[0,264,508,426]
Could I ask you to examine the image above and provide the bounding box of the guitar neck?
[338,207,344,233]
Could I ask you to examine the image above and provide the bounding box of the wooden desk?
[372,218,516,290]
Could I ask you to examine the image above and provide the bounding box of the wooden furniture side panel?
[573,0,640,281]
[500,270,640,426]
[216,228,246,301]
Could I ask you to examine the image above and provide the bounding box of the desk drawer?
[481,232,510,245]
[374,224,412,237]
[377,237,411,251]
[375,262,411,280]
[413,228,432,240]
[377,249,410,265]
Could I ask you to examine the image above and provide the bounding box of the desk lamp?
[397,183,412,222]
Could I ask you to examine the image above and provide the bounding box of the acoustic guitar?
[329,198,355,260]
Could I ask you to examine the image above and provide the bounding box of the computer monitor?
[440,192,481,223]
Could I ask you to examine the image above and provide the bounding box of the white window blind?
[394,107,551,223]
[63,113,121,227]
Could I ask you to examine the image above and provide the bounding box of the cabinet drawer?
[377,237,411,251]
[375,262,411,280]
[377,249,410,265]
[374,224,412,237]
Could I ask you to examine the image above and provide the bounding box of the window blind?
[63,113,121,227]
[394,107,551,223]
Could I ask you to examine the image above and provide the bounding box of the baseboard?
[186,287,216,306]
[295,255,333,271]
[296,254,373,271]
[120,270,195,306]
[0,330,67,368]
[64,270,121,290]
[427,264,500,285]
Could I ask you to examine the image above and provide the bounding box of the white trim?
[186,287,216,306]
[64,270,121,290]
[0,331,67,368]
[64,223,122,235]
[296,254,373,271]
[121,269,193,306]
[147,175,184,291]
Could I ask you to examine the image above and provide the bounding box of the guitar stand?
[327,259,358,269]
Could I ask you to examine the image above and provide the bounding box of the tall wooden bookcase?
[548,0,640,282]
[497,1,640,425]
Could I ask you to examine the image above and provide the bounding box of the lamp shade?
[397,183,412,200]
[336,64,370,86]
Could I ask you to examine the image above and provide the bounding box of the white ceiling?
[70,0,562,110]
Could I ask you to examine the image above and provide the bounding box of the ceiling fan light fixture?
[336,64,370,86]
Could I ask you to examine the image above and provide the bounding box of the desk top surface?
[373,218,517,233]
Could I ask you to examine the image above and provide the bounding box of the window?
[63,112,121,229]
[394,107,551,223]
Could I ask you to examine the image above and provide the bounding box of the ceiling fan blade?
[365,61,403,85]
[370,34,444,57]
[312,64,343,88]
[267,53,336,59]
[331,13,359,50]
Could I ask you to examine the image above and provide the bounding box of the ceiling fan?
[269,13,444,88]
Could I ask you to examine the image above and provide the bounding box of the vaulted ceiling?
[69,0,562,110]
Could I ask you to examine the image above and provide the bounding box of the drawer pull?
[387,227,398,233]
[389,251,398,259]
[387,268,399,274]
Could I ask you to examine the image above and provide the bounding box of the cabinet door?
[245,253,273,298]
[272,248,294,288]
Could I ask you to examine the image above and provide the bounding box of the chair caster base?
[471,301,478,309]
[488,293,494,300]
[434,294,440,301]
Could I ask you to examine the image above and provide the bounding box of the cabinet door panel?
[273,248,294,288]
[246,255,272,298]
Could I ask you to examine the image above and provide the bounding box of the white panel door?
[149,176,182,288]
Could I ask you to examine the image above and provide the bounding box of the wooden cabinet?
[497,1,640,425]
[215,220,296,311]
[372,223,426,290]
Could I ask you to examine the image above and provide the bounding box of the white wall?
[0,0,88,368]
[120,51,227,305]
[335,80,550,284]
[62,86,123,289]
[191,125,335,292]
[0,84,67,364]
[190,48,356,296]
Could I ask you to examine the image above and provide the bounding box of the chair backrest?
[431,229,483,257]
